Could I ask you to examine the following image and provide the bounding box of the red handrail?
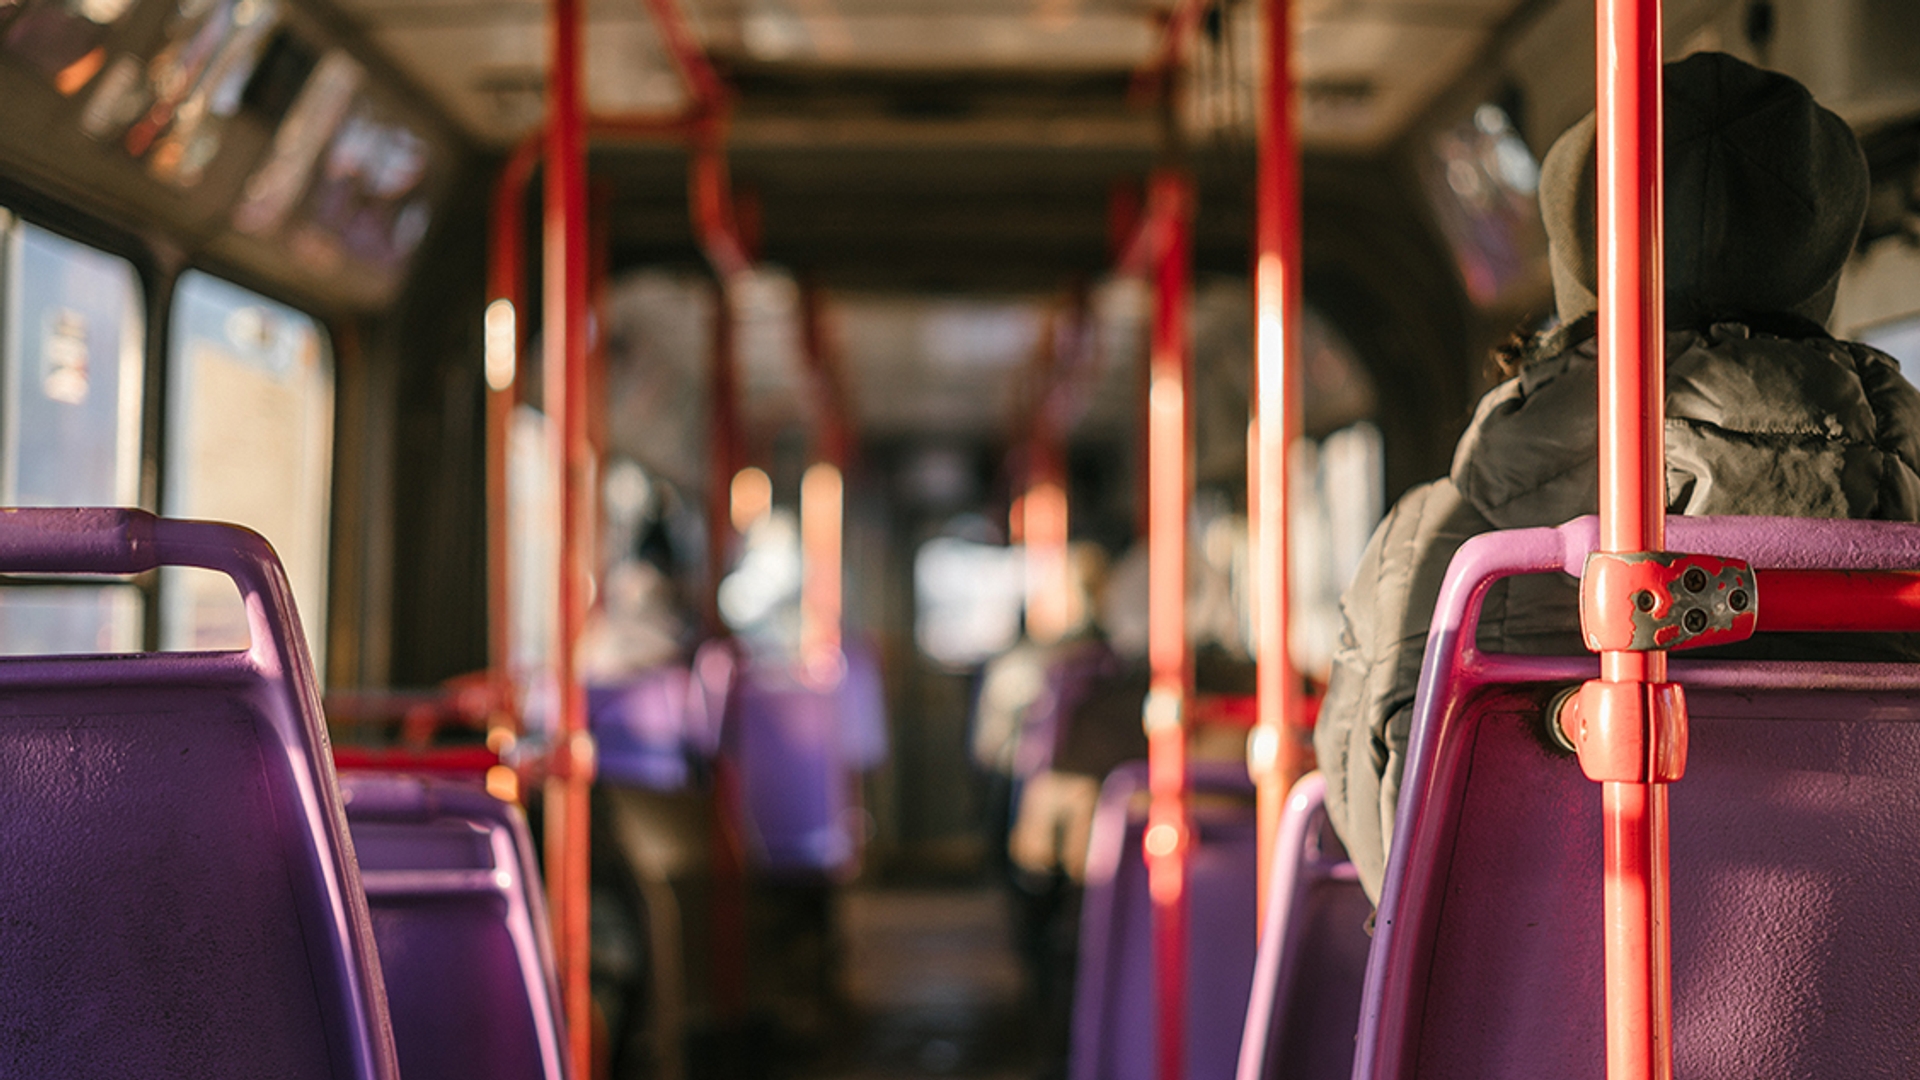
[1592,2,1673,1079]
[1249,0,1304,927]
[542,0,594,1072]
[1142,170,1194,1080]
[485,138,540,739]
[477,0,761,1062]
[1017,301,1072,644]
[1132,0,1213,103]
[1755,570,1920,631]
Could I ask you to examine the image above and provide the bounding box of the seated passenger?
[1315,51,1920,904]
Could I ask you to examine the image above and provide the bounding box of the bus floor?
[798,886,1049,1080]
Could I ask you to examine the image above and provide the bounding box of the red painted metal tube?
[589,113,702,141]
[701,259,751,1033]
[1249,0,1304,927]
[706,287,739,635]
[332,746,503,775]
[1143,170,1194,1080]
[691,138,753,280]
[799,281,853,471]
[1132,0,1212,102]
[637,0,730,121]
[701,283,751,1023]
[1754,570,1920,631]
[486,136,540,734]
[797,284,850,677]
[1593,2,1672,1079]
[542,0,594,1069]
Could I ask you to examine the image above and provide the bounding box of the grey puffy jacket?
[1314,322,1920,903]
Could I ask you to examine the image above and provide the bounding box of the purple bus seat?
[1072,760,1259,1080]
[339,772,570,1080]
[728,660,856,875]
[590,665,697,791]
[0,508,397,1080]
[838,638,890,772]
[1359,515,1920,1080]
[1234,772,1369,1080]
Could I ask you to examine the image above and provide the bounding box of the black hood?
[1538,51,1869,327]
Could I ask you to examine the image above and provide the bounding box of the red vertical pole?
[487,137,540,733]
[1022,306,1072,646]
[704,281,751,1024]
[797,283,849,679]
[542,0,594,1069]
[1595,2,1672,1079]
[1143,170,1193,1080]
[706,288,739,635]
[1249,0,1305,925]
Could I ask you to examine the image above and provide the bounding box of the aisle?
[806,887,1043,1080]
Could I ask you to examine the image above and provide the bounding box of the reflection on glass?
[232,48,360,234]
[0,217,147,655]
[75,0,282,187]
[0,585,140,654]
[3,221,144,507]
[282,95,432,276]
[1421,103,1547,308]
[163,270,332,668]
[2,0,135,95]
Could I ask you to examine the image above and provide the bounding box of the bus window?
[1861,314,1920,370]
[162,270,332,667]
[0,216,145,653]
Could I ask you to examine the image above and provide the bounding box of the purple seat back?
[1072,760,1259,1080]
[838,639,889,771]
[729,662,855,875]
[0,508,397,1080]
[1360,516,1920,1080]
[590,665,696,791]
[340,773,570,1080]
[1235,772,1369,1080]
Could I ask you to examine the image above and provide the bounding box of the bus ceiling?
[7,0,1919,309]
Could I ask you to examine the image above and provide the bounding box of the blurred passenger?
[981,543,1111,880]
[1317,52,1920,904]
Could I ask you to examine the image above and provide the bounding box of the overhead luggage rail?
[0,507,397,1080]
